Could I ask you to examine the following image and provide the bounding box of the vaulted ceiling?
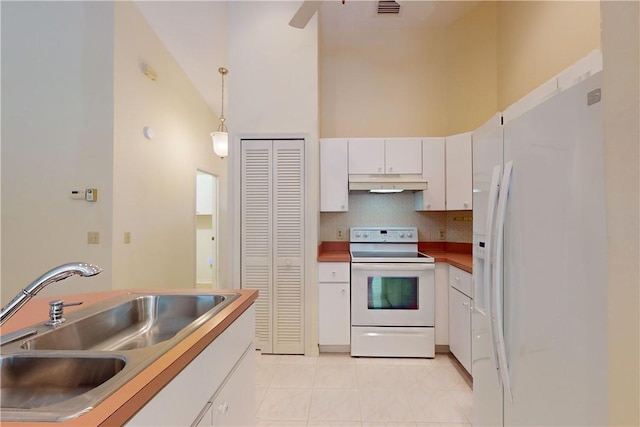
[136,1,479,118]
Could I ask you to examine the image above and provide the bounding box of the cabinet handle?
[388,167,393,173]
[219,402,229,413]
[455,276,460,281]
[426,203,431,209]
[332,271,336,277]
[464,202,469,208]
[341,288,346,293]
[378,167,382,173]
[462,301,470,308]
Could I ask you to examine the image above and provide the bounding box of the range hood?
[348,174,427,193]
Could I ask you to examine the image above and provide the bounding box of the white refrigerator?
[471,71,608,426]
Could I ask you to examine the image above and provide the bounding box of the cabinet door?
[446,132,473,210]
[212,348,256,427]
[348,138,385,174]
[241,140,273,353]
[415,137,445,211]
[449,265,472,298]
[384,138,422,174]
[273,140,305,354]
[196,173,214,215]
[320,138,348,212]
[449,286,472,373]
[318,282,351,346]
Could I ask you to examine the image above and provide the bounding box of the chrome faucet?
[0,262,102,326]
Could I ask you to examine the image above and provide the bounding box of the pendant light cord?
[218,67,228,132]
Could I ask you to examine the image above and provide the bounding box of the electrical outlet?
[88,231,100,244]
[337,227,346,240]
[124,232,131,244]
[439,229,445,240]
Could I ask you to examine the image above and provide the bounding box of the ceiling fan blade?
[289,0,322,29]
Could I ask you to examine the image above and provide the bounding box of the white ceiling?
[136,0,479,119]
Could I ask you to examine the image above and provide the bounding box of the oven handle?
[351,263,435,272]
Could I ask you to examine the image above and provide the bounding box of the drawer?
[318,262,350,283]
[449,265,472,298]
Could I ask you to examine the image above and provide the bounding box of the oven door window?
[367,276,418,310]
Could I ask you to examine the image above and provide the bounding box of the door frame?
[230,132,319,356]
[195,169,219,289]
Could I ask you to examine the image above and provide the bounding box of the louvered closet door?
[241,139,305,354]
[273,140,304,354]
[241,140,274,353]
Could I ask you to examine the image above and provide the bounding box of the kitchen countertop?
[0,288,258,426]
[317,241,472,273]
[317,241,350,262]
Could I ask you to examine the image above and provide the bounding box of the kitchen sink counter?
[0,288,258,426]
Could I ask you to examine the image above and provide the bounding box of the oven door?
[351,262,435,327]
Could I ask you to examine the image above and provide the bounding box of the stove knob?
[399,233,405,238]
[355,232,361,238]
[407,232,413,238]
[363,232,369,238]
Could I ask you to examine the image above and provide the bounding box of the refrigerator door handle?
[484,165,502,384]
[495,161,514,402]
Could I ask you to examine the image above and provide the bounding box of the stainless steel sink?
[1,354,126,409]
[0,292,240,422]
[21,294,229,351]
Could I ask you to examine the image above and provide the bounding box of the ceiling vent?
[377,1,401,15]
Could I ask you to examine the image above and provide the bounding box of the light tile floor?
[255,352,472,427]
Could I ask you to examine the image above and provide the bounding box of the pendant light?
[211,67,229,158]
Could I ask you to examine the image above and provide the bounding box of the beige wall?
[601,1,640,425]
[0,2,229,304]
[320,1,601,137]
[1,1,115,302]
[227,0,319,354]
[497,0,601,110]
[446,1,498,134]
[320,22,449,137]
[112,2,228,291]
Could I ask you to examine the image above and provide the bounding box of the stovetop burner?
[349,227,434,264]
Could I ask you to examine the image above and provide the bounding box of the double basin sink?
[0,292,239,422]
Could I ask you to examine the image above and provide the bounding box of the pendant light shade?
[211,67,229,158]
[211,131,228,158]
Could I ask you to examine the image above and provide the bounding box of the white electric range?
[349,226,435,358]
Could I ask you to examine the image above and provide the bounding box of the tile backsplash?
[319,192,472,243]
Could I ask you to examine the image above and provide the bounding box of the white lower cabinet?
[318,262,350,351]
[126,306,256,427]
[448,265,472,374]
[210,346,255,426]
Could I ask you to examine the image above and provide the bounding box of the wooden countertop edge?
[1,288,258,427]
[317,252,351,262]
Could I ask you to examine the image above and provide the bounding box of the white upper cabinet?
[415,137,446,211]
[384,138,423,174]
[348,138,385,174]
[446,132,473,210]
[320,138,348,212]
[348,138,422,175]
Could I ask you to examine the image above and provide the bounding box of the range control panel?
[350,227,418,243]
